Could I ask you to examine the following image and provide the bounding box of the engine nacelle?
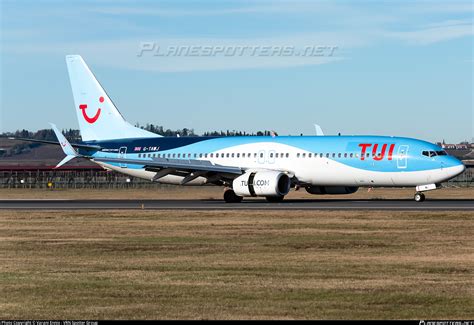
[233,171,291,197]
[305,186,359,195]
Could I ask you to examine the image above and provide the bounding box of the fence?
[0,168,161,189]
[0,165,472,189]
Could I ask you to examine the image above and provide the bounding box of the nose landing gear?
[413,183,440,202]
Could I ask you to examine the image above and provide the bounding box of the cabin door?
[397,145,408,169]
[119,146,127,168]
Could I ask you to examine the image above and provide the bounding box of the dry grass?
[0,210,473,319]
[0,186,473,200]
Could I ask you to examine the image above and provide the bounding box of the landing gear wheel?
[265,196,285,203]
[414,192,425,202]
[224,189,243,203]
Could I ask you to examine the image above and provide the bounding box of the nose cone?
[445,160,466,179]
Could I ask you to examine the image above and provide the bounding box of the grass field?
[1,209,472,319]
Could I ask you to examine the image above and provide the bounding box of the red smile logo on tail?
[79,96,103,124]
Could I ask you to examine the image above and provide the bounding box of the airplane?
[17,55,466,203]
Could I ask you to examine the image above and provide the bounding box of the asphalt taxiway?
[0,199,473,210]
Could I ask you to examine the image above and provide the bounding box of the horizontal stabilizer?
[7,137,102,151]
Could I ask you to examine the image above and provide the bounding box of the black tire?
[224,190,243,203]
[414,192,425,202]
[265,196,285,203]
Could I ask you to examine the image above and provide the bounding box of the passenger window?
[205,153,208,158]
[344,153,347,158]
[332,153,335,158]
[302,153,306,158]
[199,153,203,158]
[320,153,323,158]
[308,153,312,158]
[269,153,273,158]
[326,153,329,158]
[231,153,235,158]
[227,153,230,158]
[338,153,341,158]
[138,154,141,158]
[194,153,197,158]
[286,153,289,158]
[153,154,156,158]
[210,153,213,158]
[350,153,353,158]
[237,153,240,158]
[275,153,279,158]
[260,153,264,158]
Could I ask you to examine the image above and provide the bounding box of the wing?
[93,156,243,185]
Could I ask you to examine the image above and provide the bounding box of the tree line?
[0,125,273,157]
[2,124,273,142]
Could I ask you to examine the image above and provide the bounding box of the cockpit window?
[436,150,447,156]
[422,150,437,157]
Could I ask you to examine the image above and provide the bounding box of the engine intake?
[305,186,359,195]
[233,171,291,197]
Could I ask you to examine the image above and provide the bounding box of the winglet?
[49,123,79,168]
[314,124,325,136]
[55,155,77,169]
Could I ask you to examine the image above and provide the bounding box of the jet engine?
[305,186,359,195]
[233,171,291,197]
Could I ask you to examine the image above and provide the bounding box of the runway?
[0,199,473,210]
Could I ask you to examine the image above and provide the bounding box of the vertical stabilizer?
[66,55,158,141]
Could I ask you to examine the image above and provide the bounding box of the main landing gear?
[414,192,425,202]
[223,189,243,203]
[265,196,285,203]
[223,189,285,203]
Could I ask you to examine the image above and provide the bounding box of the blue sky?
[1,0,472,142]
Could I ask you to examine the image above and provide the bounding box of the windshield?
[422,150,448,157]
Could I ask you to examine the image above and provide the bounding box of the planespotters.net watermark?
[137,42,339,57]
